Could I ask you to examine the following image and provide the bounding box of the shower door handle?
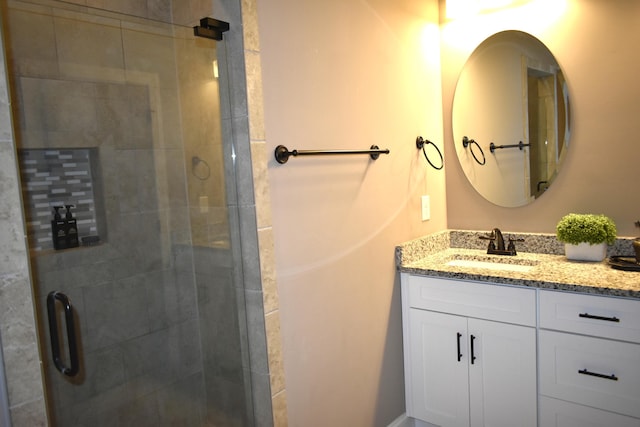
[46,291,80,377]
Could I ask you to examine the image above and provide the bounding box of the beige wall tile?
[87,0,147,18]
[0,144,28,274]
[241,0,260,52]
[244,51,265,141]
[6,7,59,79]
[271,390,288,427]
[122,28,178,90]
[54,14,125,82]
[265,310,284,394]
[171,0,211,26]
[241,0,287,423]
[147,0,172,22]
[0,271,42,407]
[250,141,272,229]
[8,397,47,427]
[258,227,278,314]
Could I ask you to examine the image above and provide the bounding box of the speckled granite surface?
[396,230,640,299]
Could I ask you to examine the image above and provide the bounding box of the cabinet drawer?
[539,290,640,343]
[539,396,640,427]
[539,330,640,418]
[404,275,536,326]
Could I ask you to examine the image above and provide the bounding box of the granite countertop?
[396,230,640,299]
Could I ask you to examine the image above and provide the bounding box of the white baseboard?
[387,413,414,427]
[387,414,436,427]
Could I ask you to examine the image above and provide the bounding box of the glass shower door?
[4,1,252,425]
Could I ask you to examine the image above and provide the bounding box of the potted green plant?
[556,213,617,261]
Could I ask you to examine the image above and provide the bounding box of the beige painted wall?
[442,0,640,236]
[256,0,445,425]
[256,0,640,424]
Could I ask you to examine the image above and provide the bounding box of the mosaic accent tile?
[18,148,100,251]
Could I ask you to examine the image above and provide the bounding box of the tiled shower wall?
[19,148,100,251]
[0,0,287,426]
[6,3,211,423]
[0,10,48,426]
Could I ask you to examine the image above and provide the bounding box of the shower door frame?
[0,0,275,425]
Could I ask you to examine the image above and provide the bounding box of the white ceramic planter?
[564,242,607,262]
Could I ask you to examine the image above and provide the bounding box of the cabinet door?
[539,396,640,427]
[408,309,470,427]
[468,318,537,427]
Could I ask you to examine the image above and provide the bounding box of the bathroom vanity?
[397,230,640,427]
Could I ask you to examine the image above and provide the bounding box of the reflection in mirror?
[453,31,570,207]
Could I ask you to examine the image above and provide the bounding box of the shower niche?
[14,75,164,259]
[19,147,106,251]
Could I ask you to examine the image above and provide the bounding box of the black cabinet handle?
[470,335,477,365]
[578,369,618,381]
[456,333,462,362]
[578,312,620,322]
[47,291,80,377]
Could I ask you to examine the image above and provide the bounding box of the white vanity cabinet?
[401,274,537,427]
[538,290,640,426]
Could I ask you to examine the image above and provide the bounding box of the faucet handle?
[506,236,524,253]
[479,233,498,252]
[479,230,496,241]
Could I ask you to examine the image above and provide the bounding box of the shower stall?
[1,0,268,425]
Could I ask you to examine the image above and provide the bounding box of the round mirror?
[452,30,570,207]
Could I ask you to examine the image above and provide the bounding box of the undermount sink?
[445,255,538,273]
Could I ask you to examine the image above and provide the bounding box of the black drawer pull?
[456,333,462,362]
[578,312,620,322]
[578,369,618,381]
[470,335,477,365]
